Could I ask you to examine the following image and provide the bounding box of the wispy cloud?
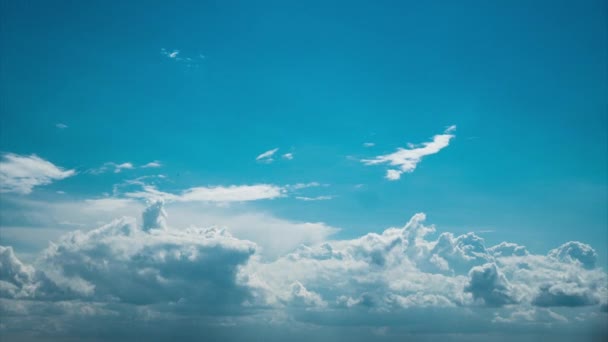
[89,162,134,174]
[89,161,162,174]
[286,182,323,190]
[55,123,68,129]
[142,161,162,168]
[161,48,180,59]
[256,148,279,163]
[161,48,205,68]
[362,125,456,180]
[282,153,294,160]
[124,184,285,203]
[0,153,76,194]
[295,195,333,201]
[363,142,375,147]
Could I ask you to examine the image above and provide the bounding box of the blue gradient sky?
[2,0,606,261]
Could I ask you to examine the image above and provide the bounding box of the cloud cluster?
[362,126,456,180]
[0,153,76,194]
[0,203,606,340]
[89,160,162,174]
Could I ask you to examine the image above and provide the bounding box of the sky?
[0,0,607,341]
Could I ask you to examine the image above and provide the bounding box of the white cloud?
[0,153,76,194]
[0,202,606,340]
[89,162,134,174]
[124,184,285,203]
[295,196,333,201]
[256,148,279,163]
[287,182,322,190]
[363,142,375,147]
[142,161,162,168]
[161,48,180,59]
[161,49,205,68]
[361,126,456,180]
[282,153,294,160]
[55,123,68,129]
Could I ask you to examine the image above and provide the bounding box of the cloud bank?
[0,203,605,341]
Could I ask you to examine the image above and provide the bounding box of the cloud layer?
[0,203,605,341]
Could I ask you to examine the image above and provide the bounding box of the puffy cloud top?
[0,203,606,340]
[548,241,597,269]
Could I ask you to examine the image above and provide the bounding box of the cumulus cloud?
[0,153,76,194]
[256,148,279,163]
[465,263,516,307]
[0,203,606,340]
[2,203,257,314]
[548,241,597,269]
[361,126,456,180]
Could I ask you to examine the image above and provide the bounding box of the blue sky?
[1,0,607,341]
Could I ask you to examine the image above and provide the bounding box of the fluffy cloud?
[0,153,76,194]
[361,126,456,180]
[0,203,606,340]
[465,263,516,306]
[548,241,597,269]
[3,204,257,315]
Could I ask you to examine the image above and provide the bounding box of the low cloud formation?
[361,126,456,180]
[0,203,606,341]
[0,153,76,194]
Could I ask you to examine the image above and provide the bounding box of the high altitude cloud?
[89,162,134,174]
[124,184,285,203]
[161,48,205,68]
[362,126,456,180]
[0,203,605,341]
[256,148,279,163]
[141,161,162,168]
[0,153,76,194]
